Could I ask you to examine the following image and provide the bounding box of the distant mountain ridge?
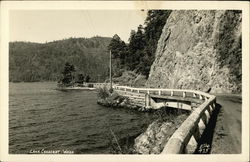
[9,36,112,82]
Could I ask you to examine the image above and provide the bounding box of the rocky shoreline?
[97,91,189,154]
[97,92,148,111]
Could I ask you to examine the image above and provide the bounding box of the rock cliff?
[134,114,188,154]
[146,10,242,93]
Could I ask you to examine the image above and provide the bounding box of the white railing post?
[161,93,216,154]
[159,90,161,95]
[171,91,174,96]
[183,92,186,98]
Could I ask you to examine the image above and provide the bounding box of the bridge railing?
[81,82,116,88]
[82,82,109,86]
[113,85,212,101]
[113,85,216,154]
[162,95,216,153]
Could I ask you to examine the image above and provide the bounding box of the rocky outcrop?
[134,121,173,154]
[134,114,188,154]
[146,10,242,93]
[97,91,146,111]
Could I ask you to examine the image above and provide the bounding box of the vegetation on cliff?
[146,10,242,93]
[9,36,111,82]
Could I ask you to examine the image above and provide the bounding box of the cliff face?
[146,10,242,93]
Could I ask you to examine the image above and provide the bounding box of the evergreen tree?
[126,26,146,70]
[107,10,172,77]
[108,34,128,75]
[85,75,90,82]
[76,73,85,84]
[136,10,172,76]
[61,62,76,85]
[108,34,127,60]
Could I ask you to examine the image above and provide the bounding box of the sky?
[9,10,147,43]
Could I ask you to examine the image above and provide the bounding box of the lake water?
[9,82,157,154]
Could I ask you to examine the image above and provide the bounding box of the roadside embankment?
[96,86,190,154]
[134,114,188,154]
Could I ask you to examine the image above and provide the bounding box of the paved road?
[210,94,242,154]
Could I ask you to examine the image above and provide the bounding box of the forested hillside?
[9,10,171,84]
[9,37,111,82]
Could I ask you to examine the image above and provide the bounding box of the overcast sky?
[10,10,147,43]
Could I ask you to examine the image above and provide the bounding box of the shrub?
[97,86,111,99]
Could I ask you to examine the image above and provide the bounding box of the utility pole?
[110,50,112,91]
[97,74,100,83]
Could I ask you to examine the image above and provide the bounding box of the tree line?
[9,37,111,82]
[108,10,172,77]
[9,10,172,83]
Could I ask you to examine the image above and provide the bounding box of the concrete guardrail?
[113,85,216,154]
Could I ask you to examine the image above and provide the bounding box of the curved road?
[211,94,242,154]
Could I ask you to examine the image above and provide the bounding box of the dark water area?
[9,82,157,154]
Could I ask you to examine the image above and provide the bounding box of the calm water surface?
[9,82,156,154]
